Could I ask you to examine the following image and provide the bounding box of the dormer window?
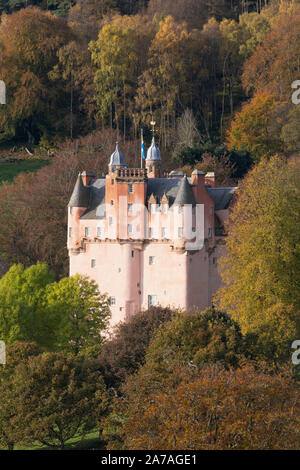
[178,206,183,214]
[150,203,156,214]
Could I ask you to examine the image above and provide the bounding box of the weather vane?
[150,117,156,137]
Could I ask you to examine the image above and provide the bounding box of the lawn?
[0,158,50,185]
[15,430,105,450]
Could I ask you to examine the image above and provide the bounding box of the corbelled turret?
[173,175,196,207]
[68,173,90,208]
[146,137,161,178]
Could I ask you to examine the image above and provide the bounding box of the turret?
[109,142,127,173]
[67,173,90,250]
[146,137,161,178]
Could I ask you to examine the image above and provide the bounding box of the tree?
[45,274,111,355]
[113,364,300,450]
[226,92,282,160]
[10,352,108,450]
[97,306,175,390]
[0,263,56,348]
[145,308,246,375]
[0,341,42,384]
[90,14,154,136]
[216,155,300,362]
[0,7,76,143]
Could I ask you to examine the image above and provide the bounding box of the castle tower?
[67,173,90,251]
[146,137,161,178]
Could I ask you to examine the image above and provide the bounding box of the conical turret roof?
[68,173,90,207]
[146,137,161,161]
[173,175,196,206]
[109,142,127,167]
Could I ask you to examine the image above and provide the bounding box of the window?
[110,297,116,306]
[131,250,134,258]
[85,227,90,237]
[213,257,217,266]
[178,206,183,214]
[208,227,212,238]
[149,256,155,265]
[69,227,72,238]
[109,217,113,226]
[128,183,133,194]
[150,203,156,214]
[111,179,114,185]
[91,259,96,268]
[128,203,133,214]
[148,295,158,307]
[128,224,133,235]
[161,227,167,239]
[111,199,114,206]
[149,227,154,238]
[97,227,102,237]
[162,203,168,214]
[178,227,183,238]
[210,207,214,215]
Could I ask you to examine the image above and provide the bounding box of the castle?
[67,138,237,325]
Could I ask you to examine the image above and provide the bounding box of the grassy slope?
[0,158,50,185]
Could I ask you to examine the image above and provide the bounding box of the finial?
[150,118,156,138]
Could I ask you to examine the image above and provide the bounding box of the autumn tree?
[112,364,300,450]
[0,341,42,384]
[97,306,175,390]
[216,155,300,361]
[226,92,282,160]
[0,7,76,143]
[10,352,108,450]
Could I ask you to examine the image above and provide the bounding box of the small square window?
[178,227,183,238]
[128,203,133,213]
[110,297,116,306]
[148,295,158,307]
[85,227,90,237]
[69,227,72,238]
[128,183,133,194]
[91,259,96,268]
[97,227,102,237]
[149,256,155,265]
[128,224,133,235]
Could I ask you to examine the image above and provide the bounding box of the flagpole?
[141,128,143,169]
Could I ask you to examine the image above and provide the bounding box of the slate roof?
[109,142,127,167]
[173,175,196,206]
[146,137,161,161]
[207,187,237,210]
[73,176,237,219]
[68,174,91,208]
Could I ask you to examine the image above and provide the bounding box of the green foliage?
[0,263,55,347]
[3,352,108,450]
[145,308,246,374]
[97,306,175,390]
[0,158,49,185]
[45,274,111,355]
[0,341,42,384]
[217,155,300,362]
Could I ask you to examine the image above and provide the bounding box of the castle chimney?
[81,171,96,186]
[205,172,217,188]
